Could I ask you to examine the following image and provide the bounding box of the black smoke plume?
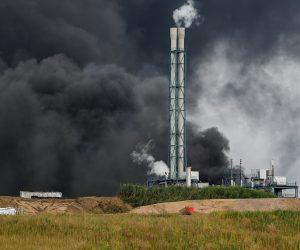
[188,126,230,184]
[0,0,239,196]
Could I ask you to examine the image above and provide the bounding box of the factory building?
[223,160,298,198]
[20,191,62,199]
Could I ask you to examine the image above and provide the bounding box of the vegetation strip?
[119,184,275,207]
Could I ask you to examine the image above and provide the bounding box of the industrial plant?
[148,27,298,198]
[223,160,298,198]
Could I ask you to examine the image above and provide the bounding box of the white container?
[191,171,199,181]
[20,191,62,199]
[0,208,16,215]
[197,183,209,188]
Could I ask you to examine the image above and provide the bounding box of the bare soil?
[130,198,300,214]
[1,197,300,215]
[0,196,131,215]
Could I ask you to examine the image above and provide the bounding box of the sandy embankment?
[130,198,300,214]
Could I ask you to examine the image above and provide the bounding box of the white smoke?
[191,39,300,185]
[173,0,201,28]
[131,140,169,177]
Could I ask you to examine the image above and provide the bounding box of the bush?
[119,184,276,207]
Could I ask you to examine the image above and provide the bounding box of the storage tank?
[266,170,273,177]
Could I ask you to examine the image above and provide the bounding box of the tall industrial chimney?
[169,27,187,180]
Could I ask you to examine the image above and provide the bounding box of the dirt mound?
[130,198,300,214]
[0,197,131,215]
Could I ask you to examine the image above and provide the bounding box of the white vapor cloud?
[131,140,169,177]
[191,40,300,185]
[173,0,201,28]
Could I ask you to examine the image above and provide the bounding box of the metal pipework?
[169,28,178,179]
[177,28,185,179]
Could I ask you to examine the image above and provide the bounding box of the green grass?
[0,211,299,249]
[119,184,276,207]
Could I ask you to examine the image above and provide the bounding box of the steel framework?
[169,28,187,180]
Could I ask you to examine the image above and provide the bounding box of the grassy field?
[0,211,299,250]
[120,184,276,207]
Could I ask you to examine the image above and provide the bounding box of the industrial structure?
[168,27,199,184]
[147,28,297,197]
[20,191,62,199]
[223,160,298,198]
[169,27,187,180]
[148,27,201,187]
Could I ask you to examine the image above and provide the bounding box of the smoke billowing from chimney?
[173,0,201,28]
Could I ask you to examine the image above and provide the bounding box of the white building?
[20,191,62,199]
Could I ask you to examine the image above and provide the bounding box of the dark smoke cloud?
[117,0,300,69]
[0,53,229,196]
[0,55,145,195]
[1,0,299,68]
[6,0,297,195]
[188,127,230,184]
[0,53,166,196]
[0,0,128,66]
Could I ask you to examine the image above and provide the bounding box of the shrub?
[119,184,276,207]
